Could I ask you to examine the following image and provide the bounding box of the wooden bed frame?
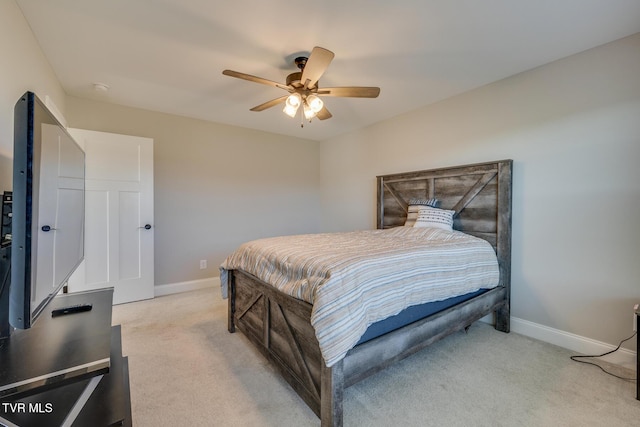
[227,159,512,426]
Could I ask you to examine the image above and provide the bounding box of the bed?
[221,159,512,426]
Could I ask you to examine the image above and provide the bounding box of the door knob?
[138,224,152,230]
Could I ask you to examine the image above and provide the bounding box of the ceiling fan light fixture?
[306,94,323,113]
[283,103,299,118]
[303,103,317,120]
[286,93,302,108]
[283,93,302,117]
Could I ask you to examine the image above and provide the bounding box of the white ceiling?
[16,0,640,142]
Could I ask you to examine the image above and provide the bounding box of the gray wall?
[319,33,640,352]
[66,97,322,286]
[0,1,67,191]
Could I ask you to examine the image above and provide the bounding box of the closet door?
[68,128,154,304]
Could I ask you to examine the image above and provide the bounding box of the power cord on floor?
[570,332,637,381]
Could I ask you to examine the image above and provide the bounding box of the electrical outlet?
[200,259,207,269]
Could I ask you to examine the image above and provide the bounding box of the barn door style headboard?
[377,159,513,289]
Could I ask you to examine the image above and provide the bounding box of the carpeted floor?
[112,288,639,426]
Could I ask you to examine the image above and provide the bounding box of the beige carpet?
[112,288,639,426]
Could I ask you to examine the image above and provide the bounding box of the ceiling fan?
[222,46,380,125]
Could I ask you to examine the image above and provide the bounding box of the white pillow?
[404,205,421,227]
[403,198,439,227]
[413,206,454,230]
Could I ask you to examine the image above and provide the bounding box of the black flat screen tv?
[2,91,85,334]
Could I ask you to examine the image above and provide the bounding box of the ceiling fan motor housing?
[286,71,319,91]
[286,72,303,87]
[294,56,308,70]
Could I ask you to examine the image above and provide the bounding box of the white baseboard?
[510,316,637,371]
[154,277,219,297]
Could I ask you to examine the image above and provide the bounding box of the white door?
[36,124,85,303]
[68,129,154,304]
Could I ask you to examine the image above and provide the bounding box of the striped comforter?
[219,226,499,367]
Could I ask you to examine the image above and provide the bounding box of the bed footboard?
[228,269,327,418]
[228,269,349,426]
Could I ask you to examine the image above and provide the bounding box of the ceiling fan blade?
[250,95,288,112]
[301,47,335,90]
[316,106,332,120]
[222,70,290,91]
[317,87,380,98]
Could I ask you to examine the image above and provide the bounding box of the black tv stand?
[0,289,131,426]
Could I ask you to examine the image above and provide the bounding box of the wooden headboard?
[377,159,513,289]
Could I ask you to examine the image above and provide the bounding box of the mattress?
[220,227,499,366]
[356,288,488,345]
